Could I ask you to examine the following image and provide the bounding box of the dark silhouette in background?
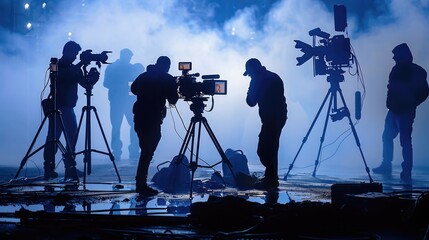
[131,56,179,195]
[373,43,429,183]
[243,58,287,190]
[103,48,143,161]
[44,41,88,181]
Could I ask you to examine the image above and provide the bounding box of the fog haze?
[1,0,428,178]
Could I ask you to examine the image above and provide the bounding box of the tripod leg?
[284,90,331,180]
[93,107,121,183]
[177,120,195,163]
[201,118,237,184]
[74,107,87,184]
[85,107,92,175]
[188,120,203,198]
[57,110,75,158]
[201,118,230,166]
[312,91,335,177]
[14,114,50,179]
[337,89,373,183]
[189,117,201,198]
[74,106,85,153]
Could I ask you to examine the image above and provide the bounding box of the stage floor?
[1,160,428,239]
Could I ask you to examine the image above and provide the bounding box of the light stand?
[284,71,373,183]
[14,58,75,181]
[176,97,236,198]
[74,66,121,188]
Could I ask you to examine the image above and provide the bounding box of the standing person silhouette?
[43,41,89,181]
[131,56,178,195]
[103,48,143,161]
[373,43,428,183]
[243,58,287,190]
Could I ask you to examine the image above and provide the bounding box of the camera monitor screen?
[179,62,192,71]
[214,80,227,95]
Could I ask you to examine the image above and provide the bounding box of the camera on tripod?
[79,49,111,87]
[80,49,111,67]
[176,62,227,101]
[294,5,353,78]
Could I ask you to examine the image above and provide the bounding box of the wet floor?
[1,160,428,239]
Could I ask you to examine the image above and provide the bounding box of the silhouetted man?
[131,56,178,195]
[43,41,90,181]
[243,58,287,190]
[103,48,143,161]
[373,43,428,183]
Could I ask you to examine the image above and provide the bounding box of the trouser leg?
[257,118,285,182]
[110,100,123,160]
[135,121,161,188]
[126,109,140,159]
[44,113,62,177]
[382,111,398,165]
[61,108,79,180]
[399,111,415,180]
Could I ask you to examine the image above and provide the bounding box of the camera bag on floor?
[221,148,255,188]
[151,155,190,193]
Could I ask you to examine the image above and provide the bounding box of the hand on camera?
[87,67,100,85]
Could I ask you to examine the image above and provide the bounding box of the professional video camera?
[79,49,110,87]
[294,5,353,78]
[176,62,227,101]
[80,49,111,67]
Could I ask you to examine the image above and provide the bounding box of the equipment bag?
[151,155,190,194]
[222,148,255,188]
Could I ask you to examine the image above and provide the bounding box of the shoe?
[136,185,159,196]
[64,166,79,182]
[254,178,279,190]
[44,170,58,180]
[372,163,392,175]
[400,172,412,184]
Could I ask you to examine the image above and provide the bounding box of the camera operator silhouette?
[373,43,429,183]
[131,56,179,195]
[43,41,90,181]
[103,48,143,161]
[243,58,287,190]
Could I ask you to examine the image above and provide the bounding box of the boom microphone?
[355,91,361,120]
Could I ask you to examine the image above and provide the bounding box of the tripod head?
[189,96,208,116]
[83,67,101,93]
[325,69,350,122]
[326,68,345,84]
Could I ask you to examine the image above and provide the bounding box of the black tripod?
[74,68,121,187]
[14,58,75,181]
[284,72,373,183]
[176,97,235,198]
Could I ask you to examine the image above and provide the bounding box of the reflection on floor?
[0,161,428,239]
